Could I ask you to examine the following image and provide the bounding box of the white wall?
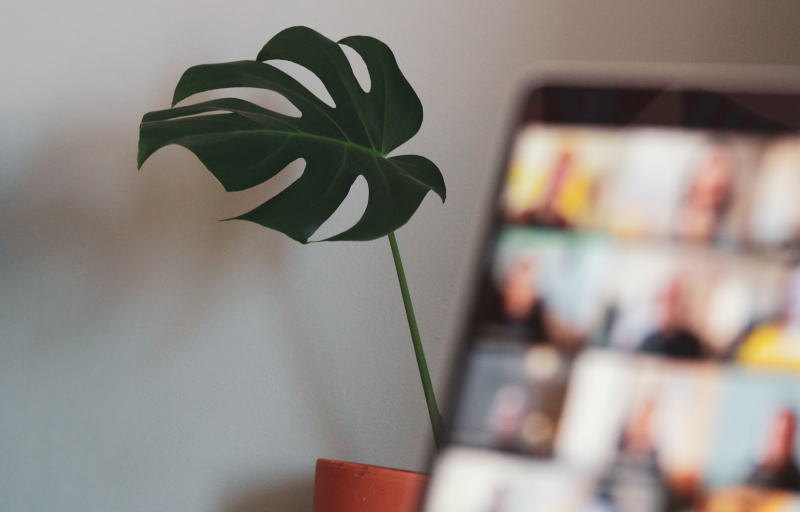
[1,1,798,511]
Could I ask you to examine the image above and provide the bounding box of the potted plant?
[138,26,446,512]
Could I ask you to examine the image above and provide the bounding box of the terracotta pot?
[312,458,429,512]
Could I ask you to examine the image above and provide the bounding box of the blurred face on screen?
[657,277,687,332]
[764,410,797,467]
[691,152,732,211]
[622,400,658,456]
[502,256,540,322]
[679,150,733,242]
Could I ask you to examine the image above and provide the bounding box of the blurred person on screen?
[520,151,575,228]
[675,148,734,244]
[588,400,671,512]
[499,255,549,342]
[618,400,662,471]
[746,409,800,492]
[704,409,800,512]
[486,384,529,452]
[640,277,704,359]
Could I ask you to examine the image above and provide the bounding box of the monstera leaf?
[138,26,445,243]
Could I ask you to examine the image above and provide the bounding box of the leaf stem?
[387,232,444,450]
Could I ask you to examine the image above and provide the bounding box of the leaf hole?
[340,44,371,93]
[227,158,305,215]
[267,60,336,109]
[173,87,301,118]
[171,111,228,120]
[308,175,369,241]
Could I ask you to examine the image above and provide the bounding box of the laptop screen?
[424,84,800,512]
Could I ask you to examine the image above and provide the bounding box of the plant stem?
[388,232,444,451]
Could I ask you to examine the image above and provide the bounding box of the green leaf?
[138,26,445,243]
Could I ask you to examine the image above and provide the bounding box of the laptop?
[422,68,800,512]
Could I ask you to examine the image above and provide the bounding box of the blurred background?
[1,1,798,511]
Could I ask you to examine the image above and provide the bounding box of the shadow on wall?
[220,478,315,512]
[0,110,297,354]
